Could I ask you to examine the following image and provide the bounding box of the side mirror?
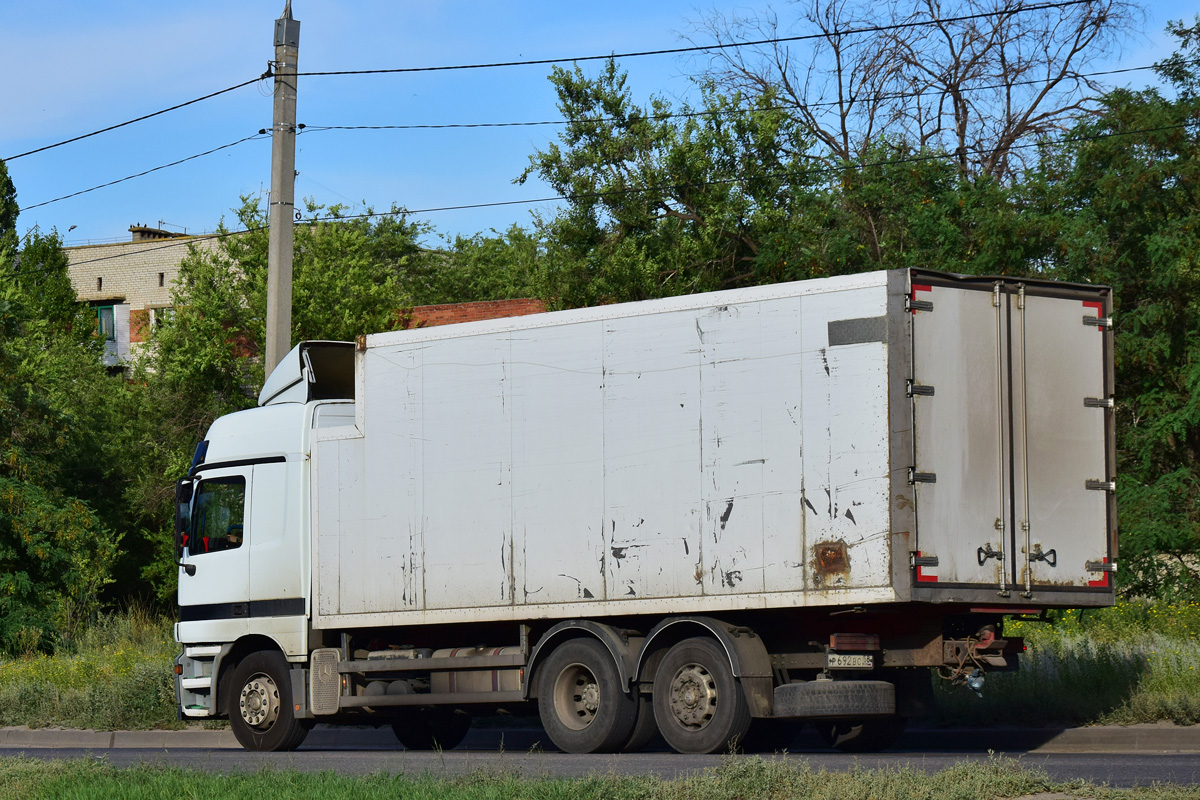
[175,478,196,576]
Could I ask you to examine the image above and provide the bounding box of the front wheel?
[652,637,751,754]
[537,638,637,754]
[228,651,309,751]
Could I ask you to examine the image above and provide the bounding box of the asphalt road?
[5,725,1200,788]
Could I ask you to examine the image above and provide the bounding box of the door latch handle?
[1030,546,1057,567]
[977,544,1003,566]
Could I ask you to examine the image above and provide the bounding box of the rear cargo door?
[1012,289,1114,591]
[910,274,1115,598]
[910,281,1013,588]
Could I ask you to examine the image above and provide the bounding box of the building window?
[96,276,103,291]
[158,272,165,287]
[97,306,116,341]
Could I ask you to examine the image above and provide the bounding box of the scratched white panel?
[697,297,810,595]
[800,286,891,591]
[313,437,347,615]
[358,347,422,611]
[420,336,513,609]
[511,326,606,605]
[602,311,703,601]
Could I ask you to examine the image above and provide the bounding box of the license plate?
[827,653,874,669]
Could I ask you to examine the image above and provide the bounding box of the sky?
[1,1,1194,249]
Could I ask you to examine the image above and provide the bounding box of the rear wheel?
[652,637,751,754]
[619,691,661,753]
[814,715,907,753]
[391,708,472,750]
[228,651,309,752]
[537,638,637,754]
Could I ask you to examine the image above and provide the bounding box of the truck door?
[178,467,252,640]
[910,280,1013,589]
[909,274,1115,599]
[1012,289,1114,592]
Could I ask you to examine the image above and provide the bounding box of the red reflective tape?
[1082,300,1104,313]
[915,550,938,583]
[1088,557,1110,588]
[911,284,933,315]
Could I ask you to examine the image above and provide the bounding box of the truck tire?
[814,714,907,753]
[619,693,661,753]
[228,651,309,752]
[537,638,637,754]
[652,637,751,754]
[391,708,472,750]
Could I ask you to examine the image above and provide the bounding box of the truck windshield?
[187,476,246,555]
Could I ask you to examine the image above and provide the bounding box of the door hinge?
[1085,479,1116,492]
[1083,314,1113,329]
[906,296,934,313]
[907,380,935,397]
[908,468,937,484]
[1084,397,1115,409]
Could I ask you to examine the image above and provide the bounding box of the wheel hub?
[553,662,600,731]
[239,673,281,730]
[669,663,717,730]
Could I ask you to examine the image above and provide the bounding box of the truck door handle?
[977,545,1003,566]
[232,603,248,617]
[1030,547,1057,567]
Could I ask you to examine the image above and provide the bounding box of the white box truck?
[173,268,1116,753]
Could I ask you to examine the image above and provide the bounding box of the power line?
[19,134,270,212]
[0,0,1104,165]
[300,61,1168,135]
[3,76,266,162]
[56,118,1188,271]
[24,54,1174,214]
[294,0,1093,78]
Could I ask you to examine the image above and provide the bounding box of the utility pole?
[265,1,300,375]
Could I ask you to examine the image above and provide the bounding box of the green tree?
[1037,19,1200,598]
[0,165,125,651]
[521,59,1044,307]
[520,60,831,306]
[404,225,546,306]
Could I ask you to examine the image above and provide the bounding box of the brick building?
[66,225,219,367]
[65,225,546,368]
[399,298,546,329]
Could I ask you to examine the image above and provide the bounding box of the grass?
[0,606,179,731]
[8,752,1199,800]
[2,599,1198,731]
[935,600,1200,726]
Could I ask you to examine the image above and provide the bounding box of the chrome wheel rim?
[239,672,281,730]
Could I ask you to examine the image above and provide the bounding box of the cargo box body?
[309,268,1115,631]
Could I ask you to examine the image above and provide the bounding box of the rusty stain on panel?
[812,540,850,588]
